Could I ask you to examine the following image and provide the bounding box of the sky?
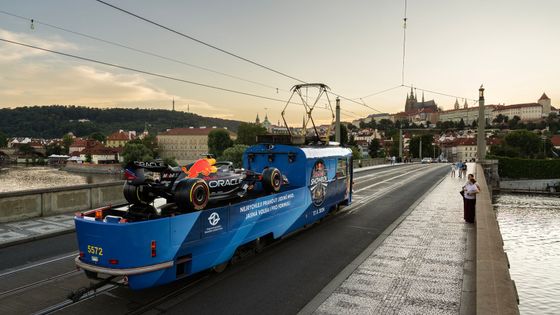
[0,0,558,126]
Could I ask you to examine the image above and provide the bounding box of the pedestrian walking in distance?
[462,174,479,223]
[450,162,456,178]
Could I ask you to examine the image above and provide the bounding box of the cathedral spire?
[454,98,459,110]
[463,98,468,109]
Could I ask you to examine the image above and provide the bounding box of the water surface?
[0,165,122,193]
[495,193,560,315]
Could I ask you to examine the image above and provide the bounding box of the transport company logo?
[208,212,220,226]
[310,160,328,206]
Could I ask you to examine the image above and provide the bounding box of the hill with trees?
[0,105,242,138]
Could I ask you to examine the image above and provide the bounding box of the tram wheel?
[212,261,228,273]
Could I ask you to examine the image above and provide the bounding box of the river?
[494,193,560,315]
[0,165,122,193]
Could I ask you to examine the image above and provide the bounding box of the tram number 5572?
[87,245,103,256]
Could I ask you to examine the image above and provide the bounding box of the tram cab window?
[336,158,347,179]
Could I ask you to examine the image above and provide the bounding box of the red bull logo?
[182,158,218,178]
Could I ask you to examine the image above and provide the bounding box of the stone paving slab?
[0,214,75,248]
[314,165,474,315]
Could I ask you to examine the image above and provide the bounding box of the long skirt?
[463,198,476,223]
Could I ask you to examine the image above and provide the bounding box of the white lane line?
[0,252,78,278]
[354,166,428,194]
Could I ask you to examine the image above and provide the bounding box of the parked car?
[421,157,432,164]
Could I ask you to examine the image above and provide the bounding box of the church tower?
[454,98,460,110]
[255,114,260,125]
[463,99,468,109]
[538,93,551,116]
[405,86,417,112]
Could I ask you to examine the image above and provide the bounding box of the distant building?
[439,136,500,162]
[69,139,97,154]
[79,143,120,164]
[352,113,391,127]
[106,130,134,148]
[157,127,237,165]
[404,87,438,113]
[438,93,555,125]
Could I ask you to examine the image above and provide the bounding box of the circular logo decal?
[208,212,221,226]
[310,160,328,206]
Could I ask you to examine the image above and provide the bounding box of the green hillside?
[0,105,242,138]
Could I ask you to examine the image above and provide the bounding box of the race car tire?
[175,178,209,211]
[123,183,155,205]
[262,167,282,193]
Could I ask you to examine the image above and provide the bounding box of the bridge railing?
[0,181,125,223]
[476,163,519,315]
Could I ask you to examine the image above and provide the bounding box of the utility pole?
[335,97,341,144]
[419,137,422,160]
[477,85,486,161]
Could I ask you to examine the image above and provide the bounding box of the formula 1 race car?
[123,156,287,212]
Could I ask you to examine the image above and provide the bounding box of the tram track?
[4,164,445,315]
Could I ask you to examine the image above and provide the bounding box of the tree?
[89,132,106,143]
[46,143,63,156]
[330,124,349,145]
[141,134,159,157]
[409,134,434,159]
[471,120,478,128]
[122,143,153,164]
[85,153,93,163]
[0,131,7,148]
[368,139,381,158]
[508,115,521,129]
[504,130,541,158]
[221,144,249,168]
[350,146,362,161]
[18,143,35,155]
[457,118,466,130]
[347,134,357,146]
[236,123,267,145]
[62,134,74,154]
[208,129,233,157]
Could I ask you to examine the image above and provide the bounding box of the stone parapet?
[0,181,125,223]
[475,164,519,315]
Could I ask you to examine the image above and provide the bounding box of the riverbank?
[64,163,123,174]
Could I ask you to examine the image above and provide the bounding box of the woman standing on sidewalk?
[462,174,479,223]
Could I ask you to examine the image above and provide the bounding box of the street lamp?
[477,84,486,161]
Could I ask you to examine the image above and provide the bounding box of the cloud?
[0,29,238,120]
[0,28,77,62]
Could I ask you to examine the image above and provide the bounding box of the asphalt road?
[0,163,449,314]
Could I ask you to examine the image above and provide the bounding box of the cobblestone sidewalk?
[314,166,474,314]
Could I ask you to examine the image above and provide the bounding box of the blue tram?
[74,144,353,289]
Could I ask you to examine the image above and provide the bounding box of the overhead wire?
[402,84,477,103]
[94,0,386,115]
[0,37,289,104]
[95,0,307,84]
[0,37,354,120]
[401,0,408,85]
[0,9,287,93]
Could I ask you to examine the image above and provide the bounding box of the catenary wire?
[401,0,408,85]
[0,37,359,119]
[95,0,307,84]
[0,9,287,93]
[93,0,386,115]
